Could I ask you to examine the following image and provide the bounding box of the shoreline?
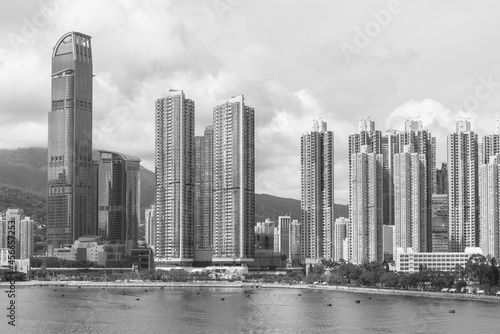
[5,280,500,303]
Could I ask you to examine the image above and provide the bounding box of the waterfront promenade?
[5,280,500,304]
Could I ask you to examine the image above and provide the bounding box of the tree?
[464,254,490,285]
[379,272,399,288]
[487,257,499,286]
[280,254,287,267]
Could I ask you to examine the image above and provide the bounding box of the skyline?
[4,1,500,204]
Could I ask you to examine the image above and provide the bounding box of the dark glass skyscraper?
[97,150,141,253]
[47,32,94,255]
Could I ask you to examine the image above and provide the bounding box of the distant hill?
[255,193,348,223]
[0,147,47,195]
[0,147,349,223]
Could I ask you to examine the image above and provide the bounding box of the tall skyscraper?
[212,95,255,264]
[97,150,141,253]
[154,90,195,264]
[393,144,428,254]
[382,130,401,226]
[481,119,500,164]
[431,194,449,252]
[448,119,479,252]
[479,155,500,259]
[289,220,301,265]
[435,163,448,195]
[194,126,213,250]
[274,215,291,257]
[334,217,348,261]
[1,209,34,260]
[145,205,156,249]
[349,145,383,263]
[301,120,334,262]
[47,32,94,255]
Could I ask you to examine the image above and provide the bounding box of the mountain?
[0,147,349,223]
[255,193,348,222]
[0,147,47,195]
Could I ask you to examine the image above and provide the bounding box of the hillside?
[255,193,348,222]
[0,147,349,223]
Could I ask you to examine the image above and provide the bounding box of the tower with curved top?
[47,32,94,255]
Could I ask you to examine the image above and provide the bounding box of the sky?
[2,0,500,204]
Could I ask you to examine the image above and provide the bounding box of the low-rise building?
[395,247,483,273]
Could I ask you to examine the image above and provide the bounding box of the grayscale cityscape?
[1,1,500,333]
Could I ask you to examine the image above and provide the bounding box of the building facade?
[47,32,94,255]
[212,95,255,264]
[448,120,479,252]
[334,217,348,261]
[479,155,500,259]
[194,126,214,250]
[393,144,429,255]
[395,247,482,273]
[1,209,34,260]
[432,194,449,252]
[145,205,156,249]
[97,150,141,254]
[349,145,383,263]
[154,90,195,264]
[301,120,334,261]
[274,216,291,258]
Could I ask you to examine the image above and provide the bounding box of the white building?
[395,247,482,273]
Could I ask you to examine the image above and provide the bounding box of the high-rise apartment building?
[47,32,94,255]
[145,205,155,249]
[334,217,349,261]
[289,220,301,265]
[393,144,428,254]
[382,130,401,226]
[349,145,383,263]
[435,163,448,195]
[274,216,291,258]
[1,209,34,260]
[301,120,334,262]
[481,120,500,164]
[212,95,255,264]
[154,90,195,264]
[431,194,449,252]
[96,150,141,253]
[194,126,213,250]
[479,155,500,259]
[448,119,479,252]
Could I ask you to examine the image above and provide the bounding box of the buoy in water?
[62,294,65,297]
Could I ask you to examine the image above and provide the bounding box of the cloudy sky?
[2,0,500,204]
